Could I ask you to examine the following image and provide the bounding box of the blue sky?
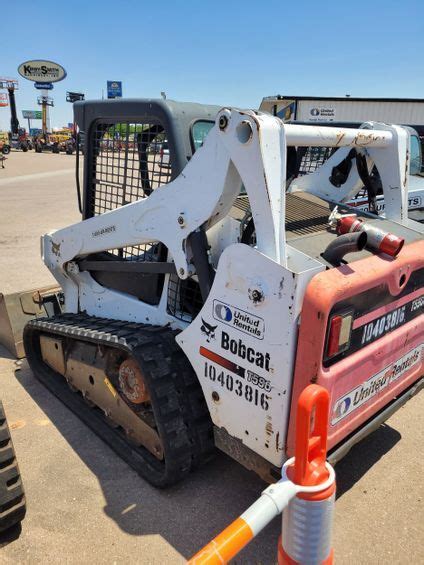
[1,0,423,131]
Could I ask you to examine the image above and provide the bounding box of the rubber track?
[23,314,214,488]
[0,401,26,532]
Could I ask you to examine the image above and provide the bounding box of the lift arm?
[41,110,409,314]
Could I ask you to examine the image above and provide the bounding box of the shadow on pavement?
[14,361,402,562]
[0,344,15,361]
[335,423,401,499]
[14,362,280,563]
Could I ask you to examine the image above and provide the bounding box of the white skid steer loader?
[21,100,423,486]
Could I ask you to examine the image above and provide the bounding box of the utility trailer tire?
[0,402,26,532]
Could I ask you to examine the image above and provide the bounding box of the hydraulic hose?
[322,232,367,266]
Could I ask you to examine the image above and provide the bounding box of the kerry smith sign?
[18,60,67,83]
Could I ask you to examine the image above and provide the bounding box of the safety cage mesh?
[88,120,172,260]
[297,146,337,176]
[167,275,204,322]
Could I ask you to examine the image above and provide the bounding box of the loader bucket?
[0,286,63,358]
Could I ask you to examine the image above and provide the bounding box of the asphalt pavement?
[0,151,422,564]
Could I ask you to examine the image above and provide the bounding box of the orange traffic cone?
[278,385,336,564]
[189,384,335,565]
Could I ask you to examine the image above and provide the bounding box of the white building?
[259,95,424,131]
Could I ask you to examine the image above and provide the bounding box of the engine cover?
[177,243,322,467]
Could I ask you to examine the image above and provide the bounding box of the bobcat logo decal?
[201,319,217,342]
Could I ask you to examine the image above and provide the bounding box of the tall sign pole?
[42,93,47,134]
[41,88,50,133]
[37,94,54,136]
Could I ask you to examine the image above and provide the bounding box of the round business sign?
[18,60,66,83]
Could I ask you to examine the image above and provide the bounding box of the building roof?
[263,95,424,104]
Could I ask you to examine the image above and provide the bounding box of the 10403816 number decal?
[361,306,406,345]
[204,362,270,410]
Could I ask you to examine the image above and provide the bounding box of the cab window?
[410,134,422,176]
[191,121,214,151]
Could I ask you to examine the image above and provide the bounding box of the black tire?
[0,402,26,532]
[2,145,10,155]
[21,144,28,152]
[52,144,60,154]
[35,144,42,153]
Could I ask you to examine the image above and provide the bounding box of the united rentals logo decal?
[331,344,422,425]
[213,300,265,339]
[309,106,335,120]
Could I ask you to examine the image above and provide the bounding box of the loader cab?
[74,99,220,320]
[74,99,219,218]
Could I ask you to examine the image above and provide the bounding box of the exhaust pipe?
[322,232,367,266]
[336,215,404,257]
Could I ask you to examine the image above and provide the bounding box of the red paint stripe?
[199,346,245,377]
[352,288,424,329]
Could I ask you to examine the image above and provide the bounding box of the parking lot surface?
[0,151,423,564]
